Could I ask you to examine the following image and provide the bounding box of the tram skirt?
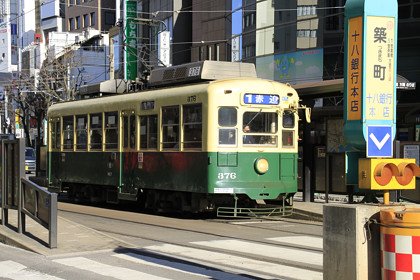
[380,208,420,280]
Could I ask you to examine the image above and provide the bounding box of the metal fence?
[0,137,57,248]
[20,178,57,248]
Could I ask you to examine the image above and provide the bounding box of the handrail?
[20,178,57,248]
[0,137,57,249]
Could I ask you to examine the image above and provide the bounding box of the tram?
[47,61,310,215]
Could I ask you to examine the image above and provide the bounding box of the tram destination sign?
[244,94,280,105]
[141,101,155,110]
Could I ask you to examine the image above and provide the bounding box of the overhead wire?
[0,2,348,86]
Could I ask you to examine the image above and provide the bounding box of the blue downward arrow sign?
[369,133,390,150]
[367,126,393,158]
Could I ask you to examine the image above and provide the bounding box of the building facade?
[65,0,116,33]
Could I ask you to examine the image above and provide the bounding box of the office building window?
[105,12,115,25]
[69,18,74,31]
[84,14,89,27]
[76,16,81,29]
[91,12,96,26]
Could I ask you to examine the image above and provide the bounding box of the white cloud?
[306,66,321,75]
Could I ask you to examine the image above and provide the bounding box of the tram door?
[121,111,136,195]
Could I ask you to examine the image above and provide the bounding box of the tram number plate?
[218,172,237,180]
[187,95,197,103]
[215,188,234,193]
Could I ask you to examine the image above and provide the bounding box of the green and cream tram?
[47,61,310,215]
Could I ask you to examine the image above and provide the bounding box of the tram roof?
[148,61,257,88]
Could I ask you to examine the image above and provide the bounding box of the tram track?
[57,202,324,274]
[57,200,323,244]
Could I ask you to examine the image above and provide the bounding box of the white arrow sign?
[369,133,390,150]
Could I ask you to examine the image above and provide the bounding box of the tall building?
[65,0,116,33]
[40,0,65,45]
[238,0,323,84]
[0,0,18,74]
[190,0,231,62]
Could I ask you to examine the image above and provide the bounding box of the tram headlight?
[255,158,269,174]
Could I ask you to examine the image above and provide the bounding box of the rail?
[20,178,57,248]
[1,138,57,249]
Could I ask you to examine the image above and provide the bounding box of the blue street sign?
[366,125,393,158]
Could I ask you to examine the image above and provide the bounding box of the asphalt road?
[0,202,324,280]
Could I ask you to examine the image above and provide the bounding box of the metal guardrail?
[0,138,57,249]
[20,178,57,248]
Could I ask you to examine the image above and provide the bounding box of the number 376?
[218,173,237,180]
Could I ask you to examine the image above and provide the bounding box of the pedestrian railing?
[20,178,57,248]
[1,138,57,249]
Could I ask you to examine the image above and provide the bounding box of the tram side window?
[51,119,61,150]
[105,112,118,150]
[130,115,135,148]
[283,110,295,128]
[282,110,295,148]
[140,115,158,150]
[62,116,74,150]
[76,115,87,150]
[282,131,294,148]
[90,113,103,150]
[162,106,179,149]
[123,115,137,150]
[183,104,202,149]
[218,107,237,146]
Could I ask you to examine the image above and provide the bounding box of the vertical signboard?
[232,36,240,62]
[365,16,395,121]
[158,31,170,66]
[343,0,398,153]
[347,17,362,121]
[125,1,137,80]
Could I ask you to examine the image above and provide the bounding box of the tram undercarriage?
[61,182,293,217]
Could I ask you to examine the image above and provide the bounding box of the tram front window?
[218,107,237,146]
[242,111,278,146]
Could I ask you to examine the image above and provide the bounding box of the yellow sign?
[347,17,363,120]
[359,158,420,190]
[365,16,395,121]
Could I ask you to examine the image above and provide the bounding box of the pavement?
[0,190,332,257]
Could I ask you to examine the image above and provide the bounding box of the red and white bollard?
[380,208,420,280]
